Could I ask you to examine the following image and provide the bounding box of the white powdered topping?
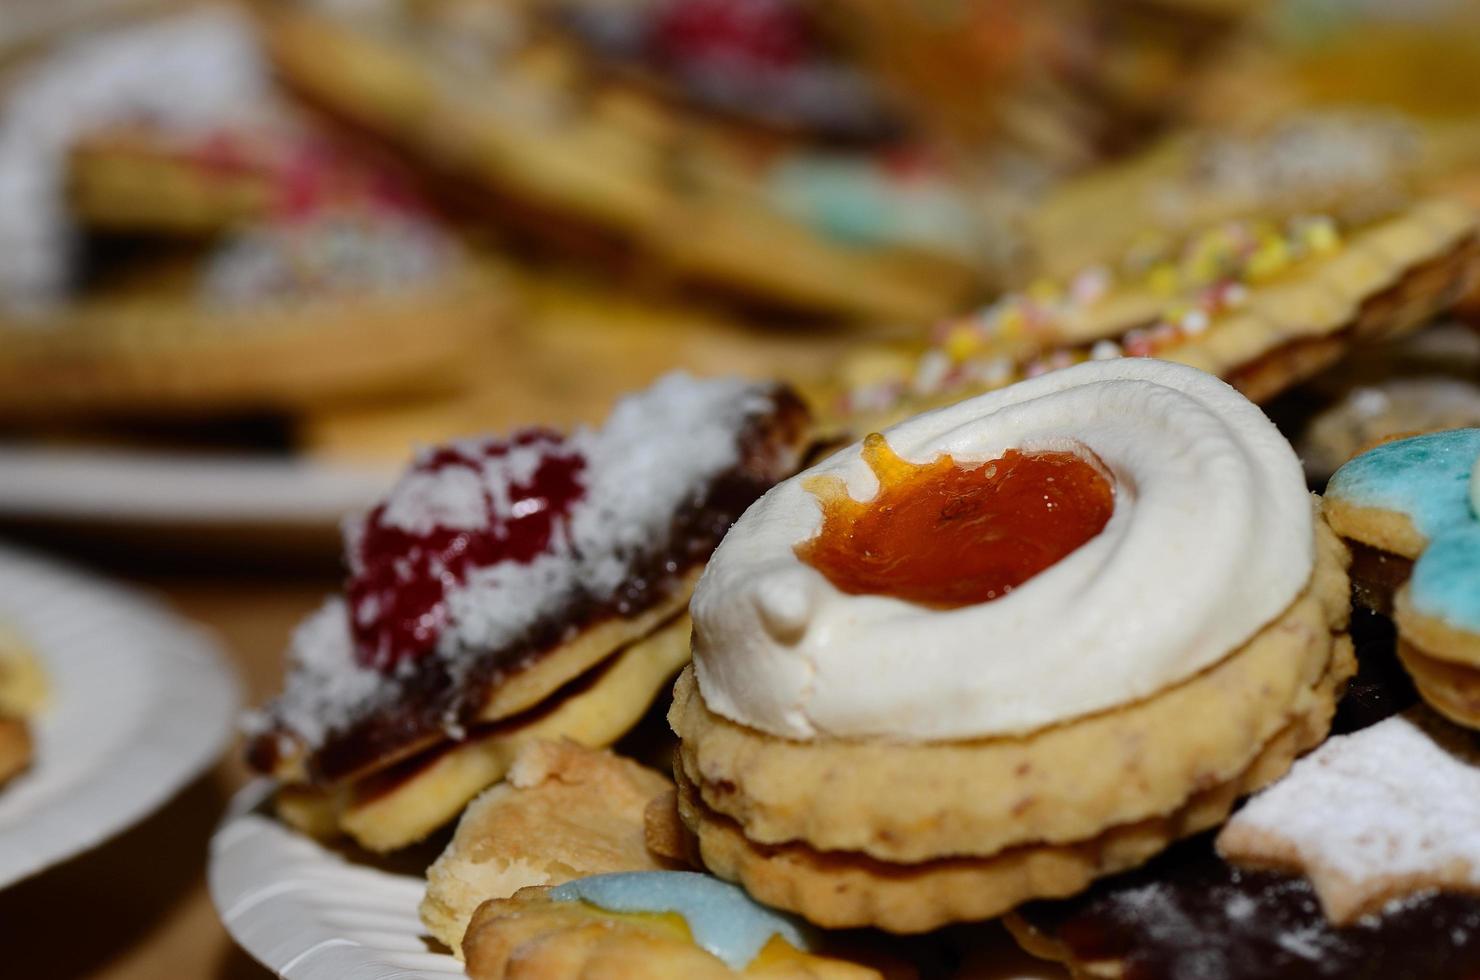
[1218,710,1480,924]
[445,373,774,653]
[259,598,392,748]
[263,372,775,746]
[0,8,270,312]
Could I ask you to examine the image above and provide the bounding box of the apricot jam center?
[796,433,1113,608]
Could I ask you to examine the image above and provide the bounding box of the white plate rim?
[0,542,242,887]
[210,779,464,980]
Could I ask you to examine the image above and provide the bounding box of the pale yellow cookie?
[672,513,1351,864]
[281,612,692,852]
[462,885,886,980]
[422,740,679,956]
[0,717,31,788]
[675,646,1349,933]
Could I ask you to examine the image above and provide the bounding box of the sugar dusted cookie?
[461,872,889,979]
[1325,428,1480,727]
[673,359,1353,931]
[421,740,680,955]
[246,373,811,851]
[1217,709,1480,924]
[1007,623,1480,980]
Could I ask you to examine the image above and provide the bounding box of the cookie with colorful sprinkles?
[833,197,1479,435]
[1325,428,1480,729]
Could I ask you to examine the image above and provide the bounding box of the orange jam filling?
[796,433,1114,608]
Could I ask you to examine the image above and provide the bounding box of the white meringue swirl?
[691,359,1313,741]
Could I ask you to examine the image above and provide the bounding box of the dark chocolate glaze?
[1015,605,1480,980]
[1019,833,1480,980]
[247,386,810,784]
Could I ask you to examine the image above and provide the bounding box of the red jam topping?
[347,430,586,672]
[796,433,1113,609]
[652,0,812,72]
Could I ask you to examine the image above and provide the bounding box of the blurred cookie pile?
[8,0,1479,974]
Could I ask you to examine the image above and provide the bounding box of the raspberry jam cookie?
[461,872,888,979]
[671,359,1353,932]
[1325,428,1480,728]
[245,373,810,851]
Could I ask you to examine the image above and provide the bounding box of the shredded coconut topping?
[1218,710,1480,924]
[259,372,776,747]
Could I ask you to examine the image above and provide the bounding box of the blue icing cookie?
[1328,428,1480,631]
[547,871,815,971]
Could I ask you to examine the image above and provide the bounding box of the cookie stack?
[671,358,1355,931]
[245,373,811,851]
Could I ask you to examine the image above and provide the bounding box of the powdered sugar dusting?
[259,373,777,748]
[1218,710,1480,924]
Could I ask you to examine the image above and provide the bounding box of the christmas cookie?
[460,872,888,979]
[672,359,1353,931]
[0,623,46,788]
[421,739,681,955]
[1008,627,1480,980]
[1325,427,1480,728]
[834,197,1479,434]
[245,373,811,850]
[261,0,1001,321]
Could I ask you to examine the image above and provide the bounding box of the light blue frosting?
[546,871,814,970]
[1327,428,1480,631]
[768,155,976,254]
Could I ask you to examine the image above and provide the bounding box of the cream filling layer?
[691,359,1313,741]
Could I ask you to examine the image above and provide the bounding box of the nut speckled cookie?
[673,361,1352,930]
[1325,428,1480,728]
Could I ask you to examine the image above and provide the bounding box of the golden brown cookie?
[0,717,32,788]
[833,197,1479,435]
[0,260,499,421]
[260,4,996,321]
[462,881,887,980]
[422,739,680,955]
[282,611,692,852]
[675,644,1349,934]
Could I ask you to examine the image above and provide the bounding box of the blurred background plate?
[0,445,390,527]
[0,542,241,888]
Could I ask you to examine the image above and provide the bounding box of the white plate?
[0,446,393,527]
[211,780,463,980]
[211,780,1061,980]
[0,543,241,887]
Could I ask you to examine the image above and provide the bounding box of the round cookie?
[1325,428,1480,729]
[461,873,888,980]
[674,360,1353,930]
